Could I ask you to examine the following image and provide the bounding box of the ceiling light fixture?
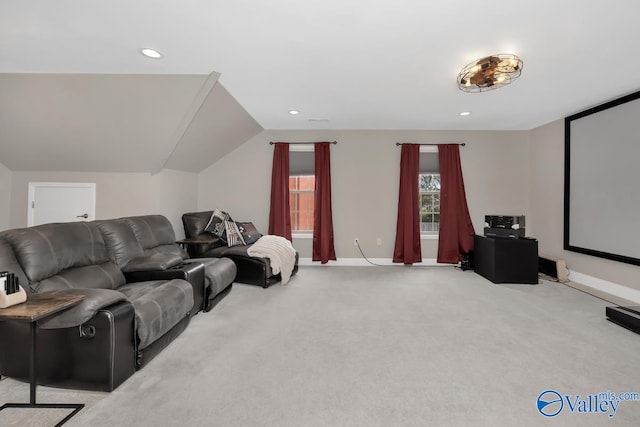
[139,48,163,59]
[459,111,471,116]
[288,110,300,115]
[457,54,523,93]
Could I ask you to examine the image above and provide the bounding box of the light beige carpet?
[1,266,639,426]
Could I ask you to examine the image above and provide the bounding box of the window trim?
[292,232,313,239]
[420,233,439,240]
[289,144,315,233]
[419,146,439,237]
[290,175,315,232]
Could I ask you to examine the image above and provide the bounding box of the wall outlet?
[353,238,359,246]
[376,238,382,246]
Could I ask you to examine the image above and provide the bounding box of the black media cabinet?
[473,235,538,284]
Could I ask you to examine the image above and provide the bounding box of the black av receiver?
[484,215,525,238]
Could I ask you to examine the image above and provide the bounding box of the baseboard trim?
[568,270,640,304]
[298,258,452,267]
[296,260,640,303]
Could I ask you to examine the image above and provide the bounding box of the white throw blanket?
[247,235,297,284]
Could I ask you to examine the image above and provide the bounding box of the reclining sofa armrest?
[121,253,184,272]
[37,288,128,329]
[123,263,206,314]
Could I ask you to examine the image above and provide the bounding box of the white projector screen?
[565,90,640,266]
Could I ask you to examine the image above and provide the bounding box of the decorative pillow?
[236,222,263,245]
[224,220,246,247]
[204,209,232,242]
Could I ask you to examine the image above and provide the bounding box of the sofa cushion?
[205,244,251,257]
[117,279,194,349]
[236,222,263,245]
[182,211,213,238]
[3,222,108,283]
[146,244,187,260]
[33,262,126,293]
[37,288,128,329]
[121,253,184,273]
[223,220,245,247]
[203,245,273,278]
[185,257,237,296]
[181,211,225,257]
[123,215,177,250]
[203,209,231,242]
[94,219,145,268]
[203,210,247,247]
[0,237,29,292]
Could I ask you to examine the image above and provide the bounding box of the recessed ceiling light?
[459,111,471,116]
[140,48,163,59]
[288,110,300,115]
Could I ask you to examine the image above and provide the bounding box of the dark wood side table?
[0,293,85,426]
[176,237,218,257]
[176,237,218,247]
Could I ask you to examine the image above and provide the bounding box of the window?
[290,175,314,231]
[419,173,440,233]
[289,147,315,232]
[419,149,440,234]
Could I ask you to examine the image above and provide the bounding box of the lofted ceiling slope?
[0,72,262,173]
[164,80,263,172]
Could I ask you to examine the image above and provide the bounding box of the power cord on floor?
[355,240,387,266]
[539,270,623,306]
[538,273,562,283]
[355,239,459,269]
[538,267,570,284]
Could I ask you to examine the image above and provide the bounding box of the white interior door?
[28,182,96,226]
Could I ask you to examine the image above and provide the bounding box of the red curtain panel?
[437,144,475,263]
[393,144,422,264]
[268,143,292,241]
[312,142,337,263]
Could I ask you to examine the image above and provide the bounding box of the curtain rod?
[395,142,466,147]
[269,141,337,145]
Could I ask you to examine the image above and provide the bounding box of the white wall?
[4,118,637,298]
[0,161,11,231]
[9,169,198,238]
[199,130,531,260]
[530,119,640,293]
[150,168,199,239]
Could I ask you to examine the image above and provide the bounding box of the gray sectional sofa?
[182,211,298,288]
[97,215,236,313]
[0,215,236,391]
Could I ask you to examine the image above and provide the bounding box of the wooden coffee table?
[0,292,85,426]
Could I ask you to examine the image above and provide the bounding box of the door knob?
[76,213,89,219]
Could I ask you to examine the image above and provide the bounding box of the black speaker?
[473,235,538,284]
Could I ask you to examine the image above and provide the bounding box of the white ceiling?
[2,1,640,130]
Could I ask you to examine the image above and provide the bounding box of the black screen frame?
[564,89,640,266]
